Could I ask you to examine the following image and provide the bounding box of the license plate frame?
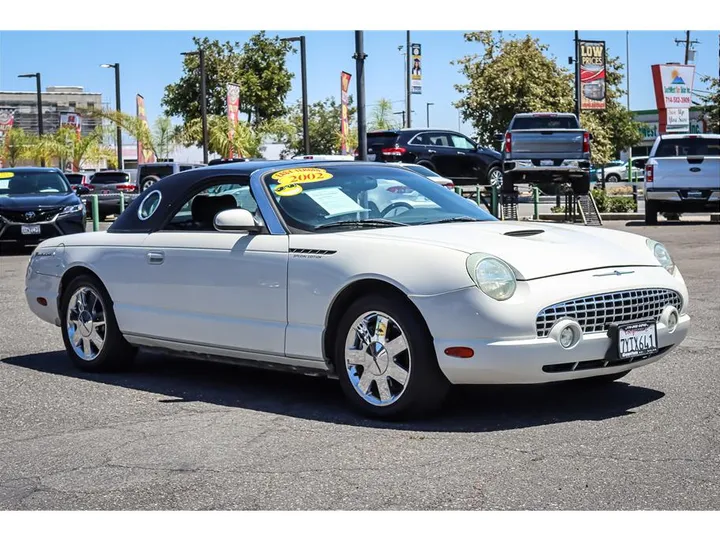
[607,320,659,361]
[687,190,703,198]
[21,224,41,235]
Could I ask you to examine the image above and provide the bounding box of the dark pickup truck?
[496,113,592,194]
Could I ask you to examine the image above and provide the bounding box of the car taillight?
[504,133,512,153]
[386,186,413,194]
[381,147,407,157]
[445,182,455,190]
[116,183,137,192]
[583,132,590,153]
[645,164,654,183]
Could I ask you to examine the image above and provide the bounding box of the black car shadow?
[2,351,665,433]
[625,219,719,227]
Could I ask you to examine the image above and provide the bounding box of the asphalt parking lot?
[0,218,718,510]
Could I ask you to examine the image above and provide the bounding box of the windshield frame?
[0,170,73,197]
[258,163,496,234]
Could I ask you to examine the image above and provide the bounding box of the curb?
[537,213,643,221]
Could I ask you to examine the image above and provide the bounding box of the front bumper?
[0,212,85,245]
[410,266,690,385]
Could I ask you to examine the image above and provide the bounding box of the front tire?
[334,294,449,419]
[606,173,620,183]
[60,274,137,372]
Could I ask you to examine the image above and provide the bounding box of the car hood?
[0,193,79,209]
[344,221,660,280]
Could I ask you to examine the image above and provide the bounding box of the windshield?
[402,164,440,177]
[263,165,496,232]
[0,170,71,196]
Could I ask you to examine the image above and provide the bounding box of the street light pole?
[101,63,124,169]
[181,49,209,164]
[18,72,44,165]
[406,31,412,128]
[574,30,581,119]
[426,102,434,127]
[282,36,310,155]
[353,31,368,161]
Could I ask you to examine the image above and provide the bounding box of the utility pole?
[353,31,368,161]
[406,31,411,128]
[675,31,700,63]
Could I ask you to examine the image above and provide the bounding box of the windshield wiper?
[424,216,484,225]
[314,218,408,231]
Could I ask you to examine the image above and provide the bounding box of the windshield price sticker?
[272,168,334,197]
[0,171,15,179]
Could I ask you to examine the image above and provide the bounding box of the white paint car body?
[24,161,690,416]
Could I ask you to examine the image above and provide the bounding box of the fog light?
[667,311,678,333]
[559,327,575,349]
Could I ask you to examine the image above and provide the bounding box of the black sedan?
[360,128,503,186]
[0,168,86,248]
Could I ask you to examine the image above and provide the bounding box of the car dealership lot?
[0,219,718,510]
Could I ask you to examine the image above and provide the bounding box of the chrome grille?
[536,288,683,337]
[0,208,62,223]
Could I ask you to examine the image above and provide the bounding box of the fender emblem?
[593,270,635,277]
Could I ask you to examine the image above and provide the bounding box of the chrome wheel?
[141,179,155,192]
[344,311,411,407]
[489,167,503,187]
[66,286,106,361]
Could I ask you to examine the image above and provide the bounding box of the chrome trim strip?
[645,191,682,202]
[249,169,287,235]
[123,332,328,371]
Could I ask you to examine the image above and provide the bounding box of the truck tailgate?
[650,156,720,190]
[510,130,585,158]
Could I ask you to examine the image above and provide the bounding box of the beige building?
[0,85,103,136]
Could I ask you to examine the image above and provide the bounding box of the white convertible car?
[25,161,690,418]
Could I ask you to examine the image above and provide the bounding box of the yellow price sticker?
[274,183,304,197]
[271,167,333,185]
[0,171,15,179]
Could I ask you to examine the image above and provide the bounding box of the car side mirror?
[213,208,262,233]
[75,185,90,195]
[493,132,504,142]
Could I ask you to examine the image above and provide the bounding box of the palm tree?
[0,128,31,167]
[179,115,262,158]
[369,98,399,131]
[80,107,158,160]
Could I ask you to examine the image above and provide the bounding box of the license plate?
[687,191,703,198]
[617,321,658,360]
[366,154,376,161]
[21,225,41,235]
[540,160,554,166]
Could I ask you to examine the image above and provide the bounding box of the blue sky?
[0,30,717,136]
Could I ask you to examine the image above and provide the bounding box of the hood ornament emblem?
[593,270,635,277]
[24,211,36,220]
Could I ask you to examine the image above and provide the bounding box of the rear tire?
[606,174,621,183]
[645,200,658,225]
[140,175,161,192]
[60,274,137,372]
[333,293,449,419]
[486,165,503,187]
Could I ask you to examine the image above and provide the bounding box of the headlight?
[466,254,517,301]
[61,203,85,215]
[646,239,675,274]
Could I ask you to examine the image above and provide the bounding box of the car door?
[422,132,460,178]
[449,133,485,181]
[133,179,289,355]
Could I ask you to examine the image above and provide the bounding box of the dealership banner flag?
[580,40,607,110]
[226,83,241,158]
[410,43,422,95]
[340,72,352,155]
[0,108,15,167]
[60,112,82,139]
[136,94,156,165]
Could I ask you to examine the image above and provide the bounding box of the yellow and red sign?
[226,83,241,158]
[272,167,334,197]
[340,72,352,155]
[136,94,156,165]
[580,40,607,110]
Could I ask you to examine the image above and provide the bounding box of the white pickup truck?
[644,134,720,224]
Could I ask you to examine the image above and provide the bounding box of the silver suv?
[137,162,206,192]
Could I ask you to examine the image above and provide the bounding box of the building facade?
[0,86,103,137]
[627,107,711,158]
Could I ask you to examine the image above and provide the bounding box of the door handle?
[146,251,165,265]
[427,149,436,154]
[457,151,465,155]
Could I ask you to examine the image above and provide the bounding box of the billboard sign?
[652,64,695,109]
[410,43,422,95]
[226,83,241,158]
[580,40,607,110]
[340,71,352,155]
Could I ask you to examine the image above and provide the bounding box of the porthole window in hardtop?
[138,190,162,221]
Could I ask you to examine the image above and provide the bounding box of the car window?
[90,172,131,184]
[163,181,259,232]
[366,132,400,149]
[263,165,495,233]
[179,165,193,172]
[511,116,579,130]
[65,173,85,185]
[139,164,174,180]
[655,138,720,157]
[0,170,71,196]
[450,135,476,150]
[426,133,453,147]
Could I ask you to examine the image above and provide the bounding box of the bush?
[607,185,633,196]
[591,188,608,212]
[607,197,638,213]
[550,205,565,214]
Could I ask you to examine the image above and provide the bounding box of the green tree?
[0,128,31,166]
[162,33,294,128]
[153,117,181,161]
[178,115,263,158]
[269,96,357,156]
[369,98,399,131]
[49,126,113,171]
[81,108,171,160]
[453,32,641,164]
[698,75,720,132]
[453,32,574,146]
